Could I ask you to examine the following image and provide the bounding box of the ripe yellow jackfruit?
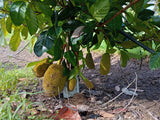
[33,58,51,77]
[85,53,95,69]
[43,64,67,96]
[100,53,110,75]
[84,79,93,89]
[68,78,77,91]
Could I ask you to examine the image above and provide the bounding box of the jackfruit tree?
[0,0,160,96]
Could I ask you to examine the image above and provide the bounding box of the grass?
[0,62,50,120]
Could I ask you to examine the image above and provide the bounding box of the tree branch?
[98,0,141,27]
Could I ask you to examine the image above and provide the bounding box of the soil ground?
[0,42,160,120]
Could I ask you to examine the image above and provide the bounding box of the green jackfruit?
[68,78,77,91]
[84,79,93,89]
[43,64,67,96]
[100,53,110,75]
[86,53,95,69]
[33,58,51,77]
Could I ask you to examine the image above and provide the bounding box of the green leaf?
[89,0,110,22]
[149,52,160,70]
[1,18,8,36]
[25,5,38,35]
[9,27,21,51]
[71,33,86,45]
[120,50,129,67]
[62,20,83,32]
[132,0,144,13]
[68,67,78,80]
[93,32,104,49]
[138,9,154,21]
[6,16,12,33]
[53,38,63,60]
[35,1,53,17]
[82,32,93,46]
[51,10,58,25]
[26,59,45,67]
[107,11,122,36]
[10,1,26,26]
[151,16,160,26]
[58,7,81,21]
[34,31,54,57]
[64,50,77,66]
[21,26,28,40]
[0,29,7,47]
[62,60,70,77]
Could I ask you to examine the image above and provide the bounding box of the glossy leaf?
[6,16,12,33]
[9,27,21,51]
[34,31,54,57]
[58,7,81,21]
[10,1,26,26]
[62,20,83,32]
[89,0,110,22]
[71,33,86,45]
[64,50,77,66]
[35,1,53,17]
[149,52,160,70]
[25,5,38,35]
[138,9,154,21]
[151,16,160,26]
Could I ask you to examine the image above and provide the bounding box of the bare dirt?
[1,42,160,120]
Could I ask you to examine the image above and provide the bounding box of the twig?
[139,104,159,120]
[98,0,141,27]
[117,73,138,114]
[101,73,137,108]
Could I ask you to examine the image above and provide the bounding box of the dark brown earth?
[1,42,160,120]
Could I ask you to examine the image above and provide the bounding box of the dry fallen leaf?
[97,110,114,118]
[112,107,128,114]
[54,106,81,120]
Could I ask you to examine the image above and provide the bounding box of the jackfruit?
[68,78,77,91]
[84,79,93,89]
[43,64,67,96]
[33,58,51,77]
[85,53,95,69]
[100,53,110,75]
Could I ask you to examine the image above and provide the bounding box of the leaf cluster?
[0,0,160,71]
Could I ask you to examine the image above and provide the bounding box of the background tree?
[0,0,160,95]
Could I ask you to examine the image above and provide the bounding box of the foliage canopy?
[0,0,160,75]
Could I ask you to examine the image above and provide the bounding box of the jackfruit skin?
[68,78,77,91]
[84,79,93,89]
[33,58,51,77]
[100,53,110,75]
[86,53,95,69]
[43,64,67,96]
